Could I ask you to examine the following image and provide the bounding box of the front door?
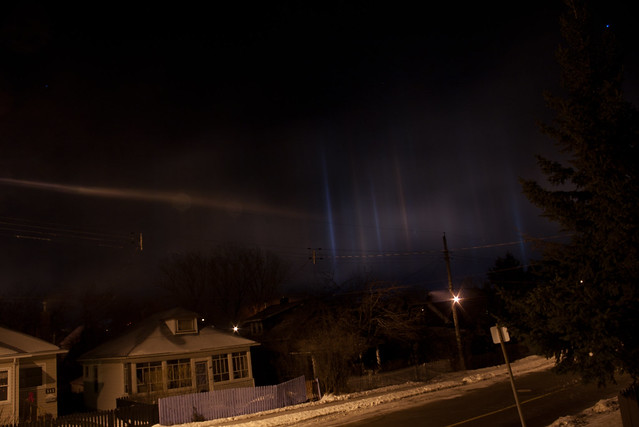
[195,360,209,392]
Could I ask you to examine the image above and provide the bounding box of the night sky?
[1,2,636,299]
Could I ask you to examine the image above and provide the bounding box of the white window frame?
[166,359,192,390]
[176,318,196,334]
[135,361,163,393]
[231,352,249,379]
[0,368,9,402]
[211,354,230,383]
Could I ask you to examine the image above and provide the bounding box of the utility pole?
[443,233,466,370]
[308,248,322,264]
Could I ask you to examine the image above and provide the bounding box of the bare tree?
[297,300,364,393]
[291,279,426,393]
[159,244,289,326]
[159,252,211,317]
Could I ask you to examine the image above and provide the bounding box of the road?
[336,369,629,427]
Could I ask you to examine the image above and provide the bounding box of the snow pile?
[548,398,621,427]
[591,399,618,414]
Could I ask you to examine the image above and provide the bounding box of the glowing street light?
[232,325,239,333]
[452,295,461,304]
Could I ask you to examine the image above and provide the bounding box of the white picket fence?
[158,376,307,425]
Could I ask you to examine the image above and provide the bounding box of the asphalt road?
[341,369,630,427]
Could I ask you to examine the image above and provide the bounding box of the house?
[0,326,67,424]
[240,297,301,338]
[78,308,259,411]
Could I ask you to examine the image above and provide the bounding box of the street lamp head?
[452,295,461,304]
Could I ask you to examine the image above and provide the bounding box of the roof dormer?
[166,316,198,335]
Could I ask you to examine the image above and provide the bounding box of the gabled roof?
[79,308,258,362]
[0,326,67,359]
[242,299,301,324]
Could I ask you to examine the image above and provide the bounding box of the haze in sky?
[2,2,635,297]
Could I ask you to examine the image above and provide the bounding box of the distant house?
[240,298,319,384]
[78,308,259,411]
[0,326,67,424]
[241,297,301,338]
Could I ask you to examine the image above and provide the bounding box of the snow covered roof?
[0,326,67,359]
[79,307,258,362]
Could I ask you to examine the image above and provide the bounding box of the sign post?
[491,325,526,427]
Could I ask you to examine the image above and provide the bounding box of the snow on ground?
[157,356,622,427]
[547,397,622,427]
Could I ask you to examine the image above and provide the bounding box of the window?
[211,354,229,382]
[136,362,163,393]
[232,352,249,379]
[0,370,8,401]
[250,322,263,335]
[19,367,43,388]
[167,359,191,389]
[123,363,131,394]
[176,318,196,333]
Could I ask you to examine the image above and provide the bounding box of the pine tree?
[513,0,639,385]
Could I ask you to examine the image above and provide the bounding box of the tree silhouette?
[514,0,639,384]
[159,244,289,327]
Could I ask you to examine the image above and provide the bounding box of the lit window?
[136,362,163,393]
[176,318,196,333]
[167,359,192,389]
[0,370,8,401]
[232,352,249,379]
[211,354,229,382]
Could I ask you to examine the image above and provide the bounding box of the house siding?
[101,363,125,411]
[0,326,66,424]
[0,356,61,424]
[18,357,59,420]
[0,362,16,425]
[83,362,125,411]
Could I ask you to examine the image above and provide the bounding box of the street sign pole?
[493,325,526,427]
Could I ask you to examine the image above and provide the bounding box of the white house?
[0,326,67,424]
[78,308,259,410]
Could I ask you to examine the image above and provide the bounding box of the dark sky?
[1,2,635,298]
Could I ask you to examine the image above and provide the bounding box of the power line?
[315,234,570,263]
[0,216,140,250]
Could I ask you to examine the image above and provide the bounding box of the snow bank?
[156,355,555,427]
[548,398,621,427]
